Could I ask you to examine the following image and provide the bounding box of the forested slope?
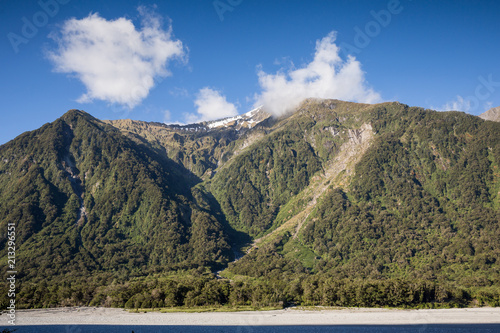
[223,102,500,306]
[0,110,231,291]
[1,100,499,309]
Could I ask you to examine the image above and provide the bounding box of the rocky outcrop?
[479,106,500,122]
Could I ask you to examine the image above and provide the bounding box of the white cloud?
[48,7,186,108]
[169,87,189,98]
[436,95,494,113]
[437,95,471,112]
[186,87,238,123]
[484,101,493,111]
[163,110,171,123]
[254,31,382,116]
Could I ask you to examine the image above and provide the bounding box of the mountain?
[227,102,500,282]
[203,106,270,130]
[480,106,500,122]
[103,106,271,180]
[1,100,500,309]
[0,110,233,304]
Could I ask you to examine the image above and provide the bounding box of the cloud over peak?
[438,95,472,112]
[254,32,381,116]
[186,87,238,123]
[48,8,186,108]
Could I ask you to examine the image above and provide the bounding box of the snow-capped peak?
[205,106,268,130]
[164,106,270,132]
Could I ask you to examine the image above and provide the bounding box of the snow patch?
[206,106,265,129]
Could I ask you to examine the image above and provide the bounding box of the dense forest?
[0,110,232,283]
[1,100,499,309]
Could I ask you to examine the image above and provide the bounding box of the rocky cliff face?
[480,106,500,122]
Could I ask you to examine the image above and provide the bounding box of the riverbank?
[5,306,500,326]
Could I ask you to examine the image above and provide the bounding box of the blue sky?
[1,0,500,144]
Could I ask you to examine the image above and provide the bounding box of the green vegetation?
[1,100,499,310]
[297,105,500,283]
[210,125,322,238]
[0,110,231,287]
[221,102,500,308]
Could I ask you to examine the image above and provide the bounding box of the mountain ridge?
[1,99,500,309]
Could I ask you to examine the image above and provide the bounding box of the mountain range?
[1,99,499,308]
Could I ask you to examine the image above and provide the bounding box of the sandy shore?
[5,306,500,326]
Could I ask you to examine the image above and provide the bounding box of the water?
[2,325,500,332]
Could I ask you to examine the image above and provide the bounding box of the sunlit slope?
[224,102,500,288]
